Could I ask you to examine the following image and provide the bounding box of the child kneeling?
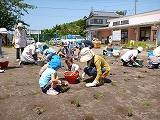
[39,55,68,95]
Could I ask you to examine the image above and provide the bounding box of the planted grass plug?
[71,98,80,107]
[32,90,39,95]
[111,82,117,86]
[121,87,127,92]
[124,78,130,82]
[93,93,101,99]
[127,107,133,117]
[143,101,151,106]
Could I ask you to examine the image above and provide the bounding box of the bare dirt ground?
[0,45,160,120]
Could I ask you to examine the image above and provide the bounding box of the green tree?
[116,11,127,16]
[0,0,36,30]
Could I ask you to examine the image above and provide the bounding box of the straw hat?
[17,23,23,28]
[0,28,8,34]
[137,46,143,52]
[80,47,95,62]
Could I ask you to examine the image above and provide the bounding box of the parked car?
[27,38,35,45]
[49,38,62,45]
[61,35,84,45]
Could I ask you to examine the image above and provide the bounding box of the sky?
[22,0,160,30]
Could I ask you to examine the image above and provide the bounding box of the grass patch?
[93,93,101,99]
[0,94,7,99]
[71,98,80,107]
[143,101,151,106]
[121,87,126,92]
[141,84,145,87]
[32,90,39,95]
[111,82,117,86]
[127,107,133,117]
[124,78,130,82]
[40,107,46,113]
[31,82,36,85]
[137,74,142,78]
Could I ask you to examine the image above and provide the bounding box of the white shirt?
[68,64,79,71]
[121,50,138,62]
[21,44,36,62]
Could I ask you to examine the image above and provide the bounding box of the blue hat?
[48,55,62,69]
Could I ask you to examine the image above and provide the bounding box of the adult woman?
[19,42,42,65]
[12,23,27,61]
[80,47,110,87]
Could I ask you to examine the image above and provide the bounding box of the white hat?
[137,46,143,52]
[80,47,95,62]
[0,28,8,34]
[36,42,42,49]
[17,23,23,27]
[153,46,160,57]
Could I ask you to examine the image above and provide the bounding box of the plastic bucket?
[64,71,79,84]
[37,60,44,67]
[136,59,144,66]
[107,51,112,56]
[0,61,9,69]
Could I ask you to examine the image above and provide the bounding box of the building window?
[90,19,93,24]
[86,21,89,26]
[94,19,103,24]
[113,21,120,26]
[121,20,129,25]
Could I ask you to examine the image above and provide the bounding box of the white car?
[61,35,84,44]
[27,38,35,45]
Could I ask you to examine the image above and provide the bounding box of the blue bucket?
[107,51,112,56]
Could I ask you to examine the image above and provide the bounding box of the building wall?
[130,13,160,24]
[109,10,160,27]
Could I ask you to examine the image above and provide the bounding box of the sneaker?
[47,88,59,95]
[19,61,22,65]
[16,59,20,62]
[0,69,5,73]
[86,80,99,87]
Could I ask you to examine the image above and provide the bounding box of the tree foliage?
[0,0,36,30]
[116,11,127,16]
[44,18,86,38]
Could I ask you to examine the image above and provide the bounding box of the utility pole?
[134,0,137,14]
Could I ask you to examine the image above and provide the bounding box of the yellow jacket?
[91,55,110,80]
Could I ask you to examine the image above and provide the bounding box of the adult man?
[120,46,143,67]
[80,47,110,87]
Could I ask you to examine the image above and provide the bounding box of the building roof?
[97,20,160,30]
[88,11,120,18]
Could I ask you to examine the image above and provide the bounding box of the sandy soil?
[0,46,160,120]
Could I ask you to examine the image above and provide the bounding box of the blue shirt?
[39,68,56,87]
[43,47,56,55]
